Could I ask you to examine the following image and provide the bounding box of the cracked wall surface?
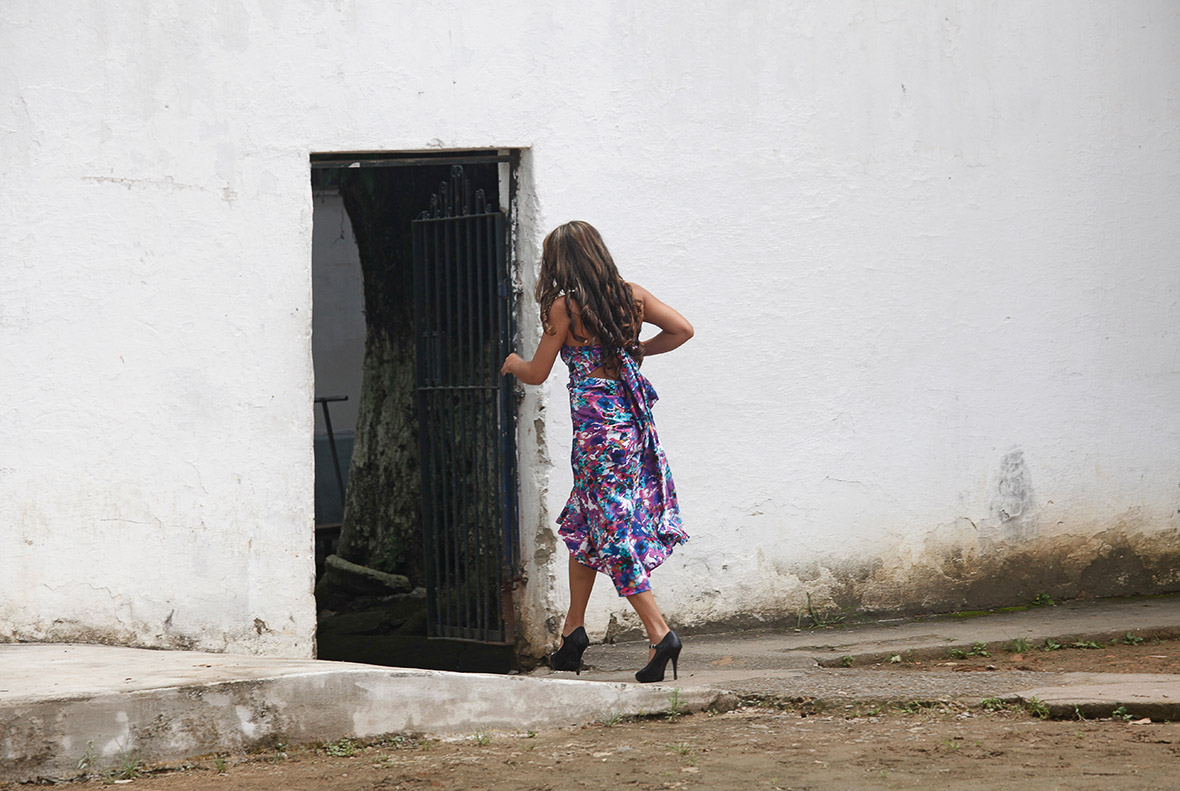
[2,2,1178,656]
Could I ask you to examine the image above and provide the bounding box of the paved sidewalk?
[536,594,1180,715]
[3,594,1178,783]
[0,645,729,783]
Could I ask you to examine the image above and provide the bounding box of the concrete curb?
[1001,673,1180,722]
[1,665,735,783]
[812,626,1180,668]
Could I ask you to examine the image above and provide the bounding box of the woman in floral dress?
[501,221,693,683]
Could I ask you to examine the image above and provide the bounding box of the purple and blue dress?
[556,344,688,597]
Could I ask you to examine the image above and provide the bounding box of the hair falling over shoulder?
[535,221,644,371]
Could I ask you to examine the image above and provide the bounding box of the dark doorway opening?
[310,150,520,672]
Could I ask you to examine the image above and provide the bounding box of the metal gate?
[411,166,519,643]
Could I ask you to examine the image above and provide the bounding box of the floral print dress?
[557,344,688,597]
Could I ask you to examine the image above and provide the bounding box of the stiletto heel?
[635,630,682,683]
[550,626,589,674]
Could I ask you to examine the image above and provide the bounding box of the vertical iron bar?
[488,211,506,638]
[444,209,463,637]
[443,217,460,637]
[474,211,491,639]
[465,214,485,640]
[460,213,475,639]
[496,212,516,588]
[413,221,436,638]
[432,217,453,637]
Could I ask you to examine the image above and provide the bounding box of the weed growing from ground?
[76,740,96,773]
[1121,632,1145,645]
[1023,697,1050,719]
[666,688,685,720]
[324,738,357,757]
[112,749,144,780]
[797,592,848,628]
[1008,637,1032,653]
[1071,640,1103,649]
[1112,706,1134,722]
[979,697,1011,712]
[1041,638,1064,651]
[1031,593,1056,606]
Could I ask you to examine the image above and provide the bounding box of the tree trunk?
[333,167,442,583]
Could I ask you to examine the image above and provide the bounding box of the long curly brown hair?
[535,221,643,372]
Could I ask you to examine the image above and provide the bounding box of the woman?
[501,220,693,683]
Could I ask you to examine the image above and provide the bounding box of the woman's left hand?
[501,353,523,377]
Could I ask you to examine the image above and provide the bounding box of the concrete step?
[0,644,735,783]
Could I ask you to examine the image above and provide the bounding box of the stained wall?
[2,2,1177,656]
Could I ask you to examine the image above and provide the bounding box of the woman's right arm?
[629,283,693,356]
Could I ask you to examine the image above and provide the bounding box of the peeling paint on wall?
[3,2,1178,658]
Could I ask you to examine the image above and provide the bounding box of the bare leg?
[562,555,597,637]
[625,590,671,661]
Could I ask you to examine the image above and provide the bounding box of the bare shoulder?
[545,297,573,335]
[626,282,653,303]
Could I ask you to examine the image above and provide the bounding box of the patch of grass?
[324,738,357,757]
[1121,632,1145,646]
[524,730,536,738]
[946,641,991,659]
[887,654,902,664]
[1070,640,1103,649]
[1008,637,1033,653]
[1023,697,1050,719]
[112,749,144,780]
[946,610,990,618]
[1040,638,1064,651]
[1112,706,1134,722]
[840,655,855,667]
[76,740,96,773]
[667,742,692,756]
[797,592,848,629]
[895,701,934,714]
[602,712,624,727]
[666,688,685,720]
[1031,593,1056,606]
[471,730,492,746]
[213,755,228,774]
[942,738,961,751]
[979,697,1010,712]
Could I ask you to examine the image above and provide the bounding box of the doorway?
[310,150,520,672]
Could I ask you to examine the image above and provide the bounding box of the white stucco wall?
[2,2,1177,656]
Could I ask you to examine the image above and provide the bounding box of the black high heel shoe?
[550,626,590,674]
[635,630,682,683]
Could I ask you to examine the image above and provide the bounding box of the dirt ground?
[47,706,1179,791]
[862,635,1180,675]
[35,639,1180,791]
